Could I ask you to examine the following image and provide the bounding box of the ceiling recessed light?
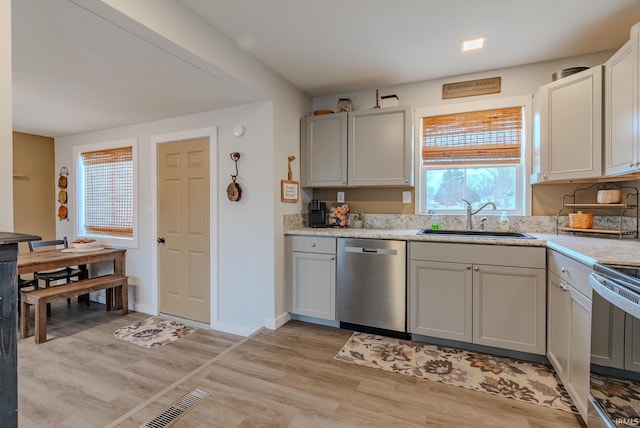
[462,37,485,52]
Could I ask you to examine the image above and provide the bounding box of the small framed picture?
[281,180,299,203]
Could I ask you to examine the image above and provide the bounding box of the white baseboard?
[265,312,291,330]
[210,321,260,337]
[132,303,156,315]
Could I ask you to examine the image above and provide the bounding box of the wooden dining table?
[18,247,127,311]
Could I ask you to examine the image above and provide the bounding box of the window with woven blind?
[80,146,133,238]
[417,101,528,215]
[422,106,523,166]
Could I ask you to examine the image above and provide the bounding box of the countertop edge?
[285,228,640,267]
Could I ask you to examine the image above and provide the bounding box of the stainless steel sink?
[416,229,536,239]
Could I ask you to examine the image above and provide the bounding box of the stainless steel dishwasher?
[337,238,407,335]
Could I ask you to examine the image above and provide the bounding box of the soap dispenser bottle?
[429,211,440,230]
[499,211,509,232]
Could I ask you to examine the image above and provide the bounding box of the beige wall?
[1,1,12,231]
[13,132,55,251]
[532,177,640,216]
[312,177,640,216]
[312,187,415,214]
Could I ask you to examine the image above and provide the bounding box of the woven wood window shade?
[422,106,523,167]
[80,147,133,238]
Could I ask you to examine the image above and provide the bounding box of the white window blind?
[80,146,133,237]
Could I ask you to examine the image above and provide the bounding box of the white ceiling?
[11,0,640,137]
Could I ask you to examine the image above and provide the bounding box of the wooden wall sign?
[442,76,501,99]
[281,155,299,203]
[281,180,299,203]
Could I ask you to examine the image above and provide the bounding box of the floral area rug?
[591,372,640,421]
[113,317,197,348]
[336,332,578,414]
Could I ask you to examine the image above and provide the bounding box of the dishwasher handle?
[344,246,398,256]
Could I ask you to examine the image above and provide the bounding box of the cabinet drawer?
[291,236,336,254]
[547,249,592,297]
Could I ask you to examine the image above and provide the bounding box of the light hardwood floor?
[17,302,586,427]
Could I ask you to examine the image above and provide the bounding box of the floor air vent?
[142,388,209,428]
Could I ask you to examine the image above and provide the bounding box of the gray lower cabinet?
[408,242,546,355]
[626,315,640,371]
[288,236,336,320]
[409,260,472,342]
[472,263,546,353]
[546,249,592,421]
[590,292,625,369]
[591,294,640,374]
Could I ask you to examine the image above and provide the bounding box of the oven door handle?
[589,271,640,319]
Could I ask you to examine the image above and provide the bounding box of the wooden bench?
[20,274,128,344]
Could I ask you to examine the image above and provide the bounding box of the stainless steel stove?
[589,263,640,427]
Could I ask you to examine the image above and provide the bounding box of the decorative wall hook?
[227,152,242,201]
[58,166,69,221]
[287,155,296,180]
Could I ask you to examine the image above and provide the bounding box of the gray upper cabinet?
[348,107,413,186]
[301,112,348,187]
[531,66,603,183]
[301,106,413,187]
[604,36,639,176]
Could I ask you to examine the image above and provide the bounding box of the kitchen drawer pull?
[474,266,479,271]
[560,282,570,292]
[560,267,568,274]
[310,243,316,247]
[466,265,471,270]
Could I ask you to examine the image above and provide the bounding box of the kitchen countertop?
[285,227,640,267]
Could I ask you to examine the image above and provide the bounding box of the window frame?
[73,138,139,249]
[414,95,532,216]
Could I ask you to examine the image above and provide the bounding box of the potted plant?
[350,212,364,228]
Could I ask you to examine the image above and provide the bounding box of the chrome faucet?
[462,199,497,230]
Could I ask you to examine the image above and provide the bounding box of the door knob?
[157,237,166,244]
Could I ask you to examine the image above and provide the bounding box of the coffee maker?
[308,200,327,228]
